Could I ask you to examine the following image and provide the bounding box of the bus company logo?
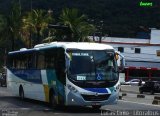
[93,82,100,86]
[80,92,99,96]
[95,92,98,96]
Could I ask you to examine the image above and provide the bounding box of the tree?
[8,1,22,50]
[0,0,23,52]
[0,14,9,69]
[22,9,54,47]
[59,8,95,42]
[0,15,7,33]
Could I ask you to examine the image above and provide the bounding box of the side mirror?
[65,52,71,71]
[115,51,125,72]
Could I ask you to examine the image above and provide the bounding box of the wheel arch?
[49,87,55,102]
[19,84,23,93]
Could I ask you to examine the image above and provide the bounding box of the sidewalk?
[120,85,160,106]
[120,85,139,94]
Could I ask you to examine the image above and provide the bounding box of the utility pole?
[31,0,32,11]
[99,20,104,43]
[88,19,96,42]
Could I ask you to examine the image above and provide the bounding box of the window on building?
[118,47,124,53]
[135,48,141,53]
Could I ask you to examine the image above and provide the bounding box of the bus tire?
[92,105,101,110]
[19,86,24,100]
[139,90,143,94]
[49,90,58,109]
[150,90,154,95]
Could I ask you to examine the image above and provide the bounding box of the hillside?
[0,0,160,37]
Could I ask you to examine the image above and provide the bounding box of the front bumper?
[66,90,119,106]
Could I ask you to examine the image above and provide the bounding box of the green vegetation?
[0,0,96,70]
[59,8,95,42]
[22,9,54,47]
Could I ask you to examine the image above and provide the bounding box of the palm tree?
[0,14,11,48]
[59,8,95,42]
[77,21,96,42]
[0,15,7,33]
[8,1,22,50]
[22,9,54,47]
[0,14,8,68]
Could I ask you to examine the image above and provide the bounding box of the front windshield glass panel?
[67,50,118,81]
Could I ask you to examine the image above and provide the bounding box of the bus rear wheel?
[19,86,24,100]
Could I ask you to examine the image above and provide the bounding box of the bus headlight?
[115,84,120,90]
[67,84,77,93]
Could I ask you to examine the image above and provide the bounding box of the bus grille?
[81,94,111,101]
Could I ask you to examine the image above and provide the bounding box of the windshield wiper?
[105,79,117,82]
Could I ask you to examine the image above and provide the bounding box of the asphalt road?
[0,86,160,116]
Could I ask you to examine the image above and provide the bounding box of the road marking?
[120,100,160,107]
[0,107,53,111]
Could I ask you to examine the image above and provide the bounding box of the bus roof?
[9,42,114,54]
[34,42,114,50]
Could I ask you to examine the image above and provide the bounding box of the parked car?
[124,79,145,86]
[0,73,7,87]
[139,81,160,94]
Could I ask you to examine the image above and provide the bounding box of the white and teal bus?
[7,42,125,109]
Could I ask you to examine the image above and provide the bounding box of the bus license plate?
[92,103,100,105]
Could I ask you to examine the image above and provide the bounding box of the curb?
[120,90,139,94]
[137,94,145,98]
[152,96,160,105]
[119,96,123,100]
[152,99,160,105]
[122,93,127,96]
[154,96,160,100]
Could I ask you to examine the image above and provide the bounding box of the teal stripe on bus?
[46,70,65,97]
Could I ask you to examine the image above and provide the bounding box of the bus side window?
[45,50,55,69]
[37,52,45,69]
[55,48,65,84]
[7,55,15,69]
[28,53,36,69]
[15,54,27,69]
[11,59,16,69]
[13,59,17,69]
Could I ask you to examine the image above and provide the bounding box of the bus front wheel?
[92,105,101,110]
[49,91,58,109]
[19,86,24,100]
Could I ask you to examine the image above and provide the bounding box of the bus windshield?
[67,50,118,81]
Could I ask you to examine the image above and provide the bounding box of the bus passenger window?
[8,56,16,69]
[28,53,36,69]
[14,54,27,69]
[45,51,55,69]
[55,48,65,84]
[37,52,45,69]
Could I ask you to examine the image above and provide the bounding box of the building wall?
[109,44,160,62]
[150,29,160,44]
[90,29,160,81]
